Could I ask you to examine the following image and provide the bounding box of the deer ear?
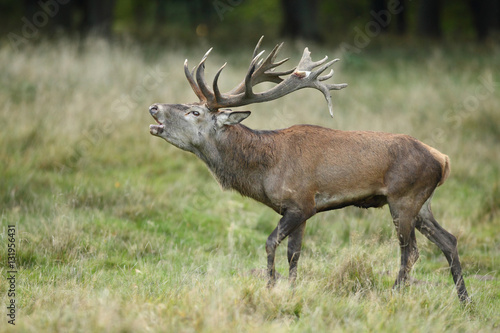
[217,110,251,126]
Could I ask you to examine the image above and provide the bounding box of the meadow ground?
[1,37,499,332]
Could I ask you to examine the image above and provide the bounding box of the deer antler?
[184,36,347,117]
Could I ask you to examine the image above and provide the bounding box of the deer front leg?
[266,227,279,286]
[266,211,308,288]
[390,205,420,288]
[287,222,306,285]
[394,225,419,288]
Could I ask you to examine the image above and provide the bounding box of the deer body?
[192,123,445,215]
[148,37,469,302]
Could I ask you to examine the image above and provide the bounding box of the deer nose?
[149,104,159,116]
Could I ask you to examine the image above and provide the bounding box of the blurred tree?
[395,0,407,34]
[497,0,500,31]
[371,0,388,33]
[280,0,323,42]
[370,0,407,34]
[468,0,498,40]
[150,0,214,35]
[155,0,168,24]
[23,0,114,35]
[81,0,115,35]
[417,0,442,38]
[186,0,215,30]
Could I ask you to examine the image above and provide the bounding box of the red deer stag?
[148,37,469,302]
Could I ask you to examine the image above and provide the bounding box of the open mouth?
[149,117,165,135]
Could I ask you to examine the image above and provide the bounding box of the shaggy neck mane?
[197,124,279,198]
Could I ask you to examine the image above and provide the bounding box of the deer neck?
[194,124,278,196]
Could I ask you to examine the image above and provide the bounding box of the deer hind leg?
[415,196,470,302]
[392,216,419,288]
[266,211,309,287]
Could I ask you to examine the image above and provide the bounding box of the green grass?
[1,37,499,332]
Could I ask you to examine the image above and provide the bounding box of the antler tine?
[195,48,216,106]
[251,50,266,69]
[326,83,349,90]
[184,59,205,102]
[270,57,293,71]
[315,83,334,118]
[213,62,227,104]
[319,69,334,81]
[267,65,295,78]
[242,50,265,98]
[252,35,265,60]
[309,59,338,80]
[295,48,328,72]
[311,55,329,68]
[261,42,284,69]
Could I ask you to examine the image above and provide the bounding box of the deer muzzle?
[149,104,165,136]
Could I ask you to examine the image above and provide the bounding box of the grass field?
[1,37,499,332]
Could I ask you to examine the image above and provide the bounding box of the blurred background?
[1,1,499,331]
[1,0,500,47]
